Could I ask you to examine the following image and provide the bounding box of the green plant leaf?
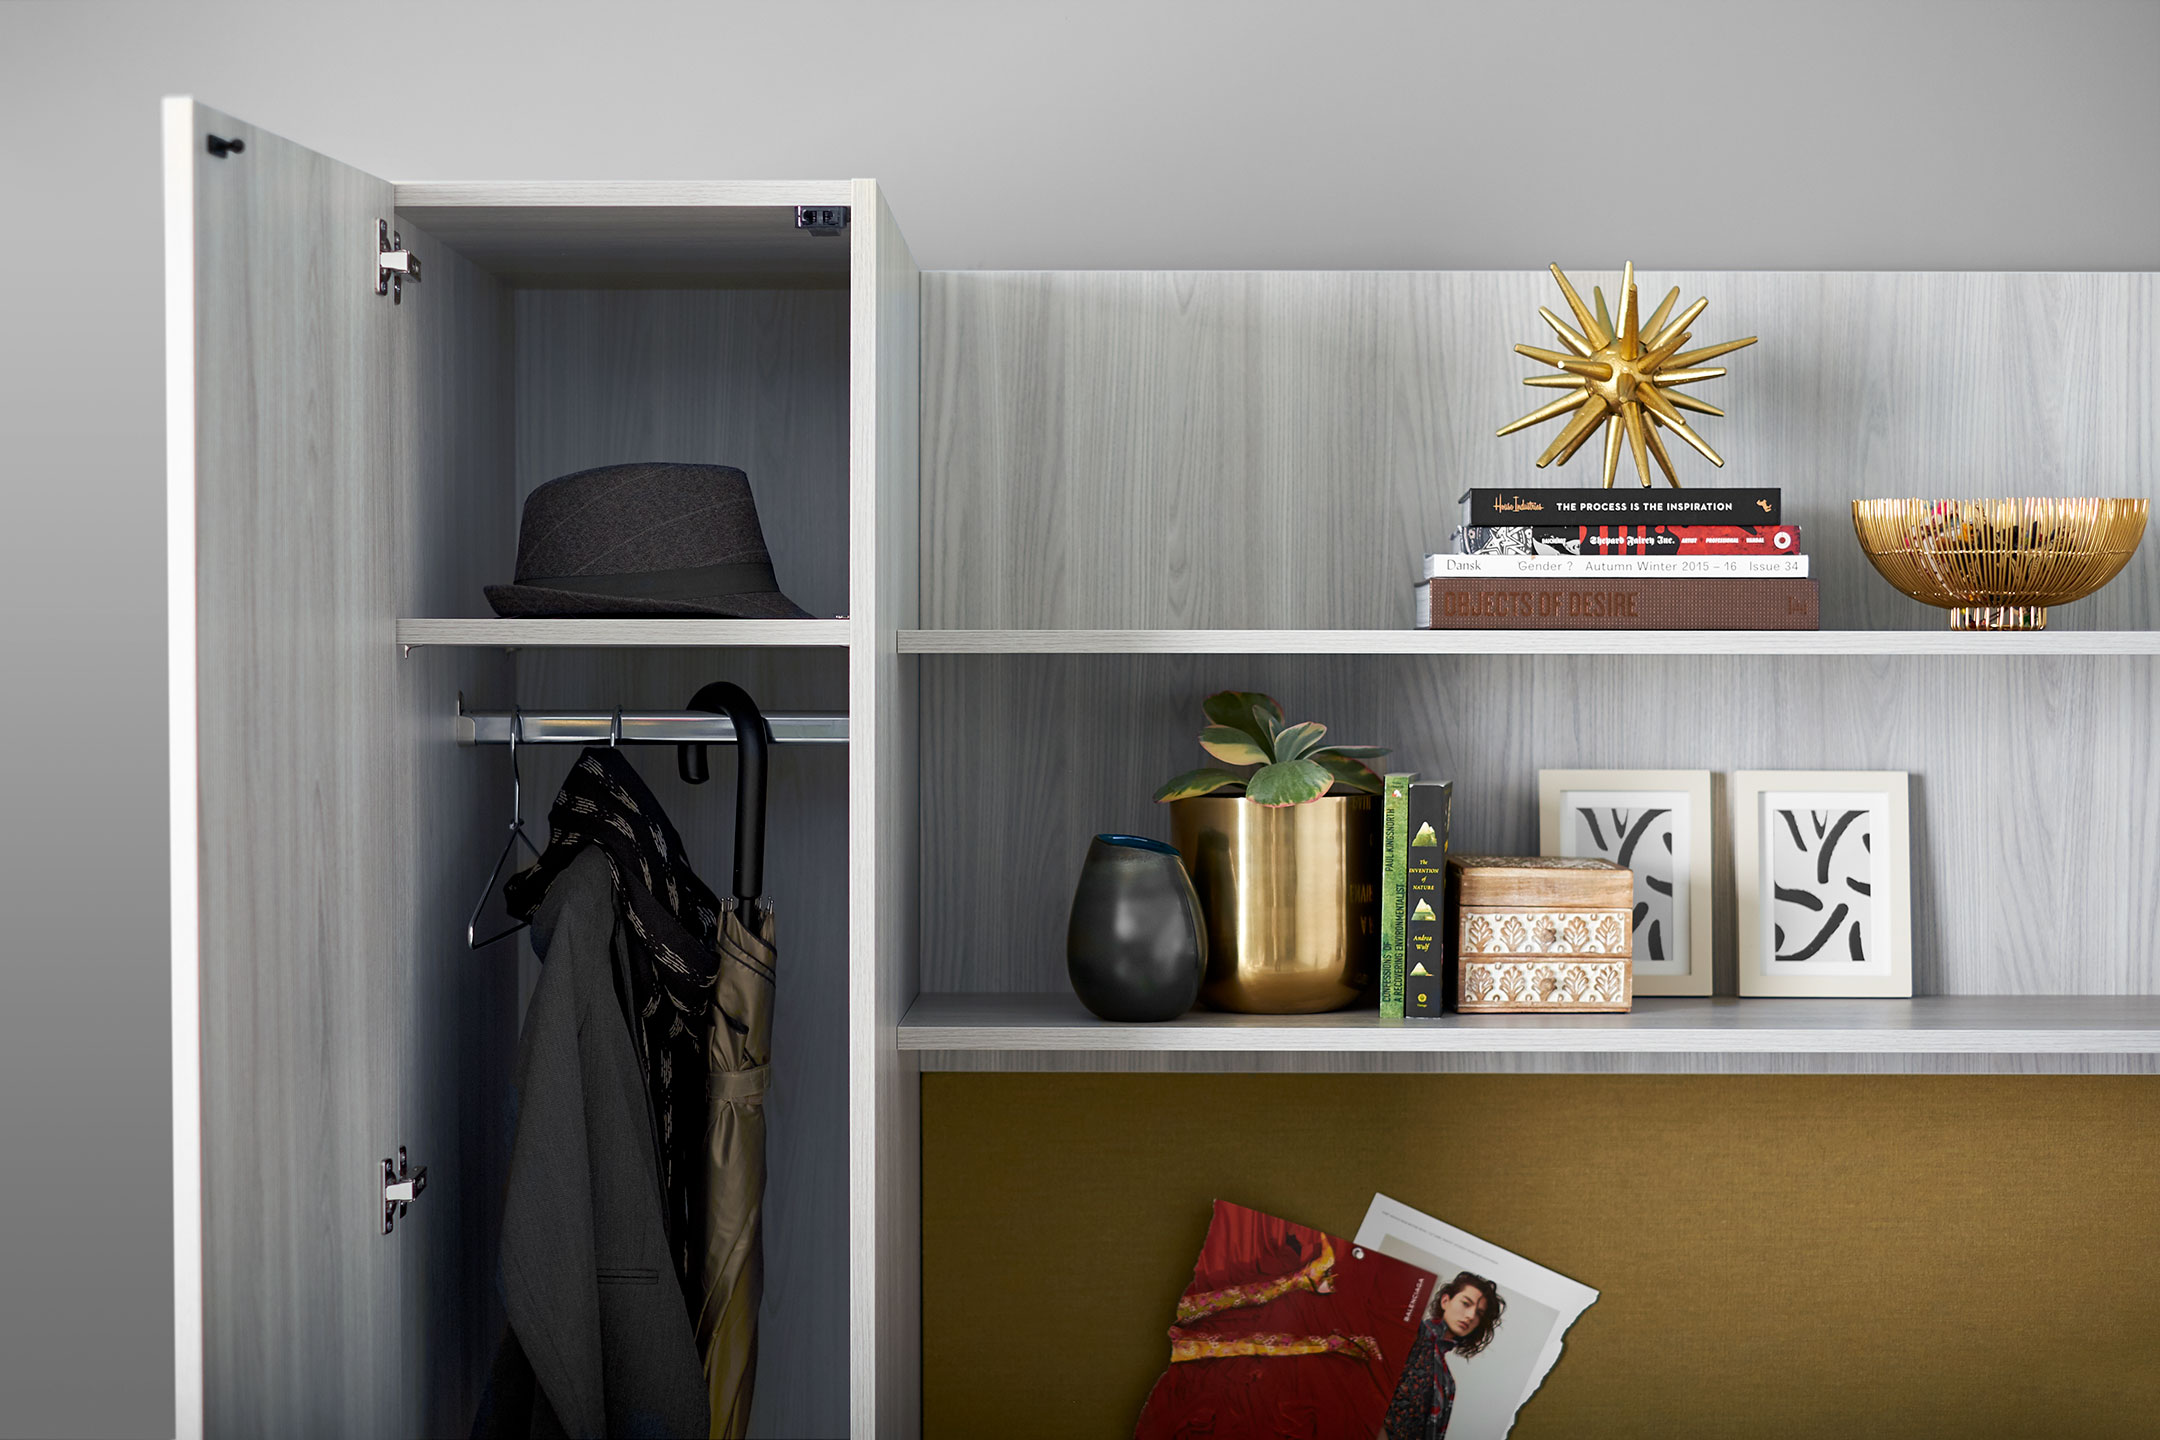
[1244,758,1334,806]
[1202,691,1283,753]
[1311,752,1384,794]
[1272,721,1327,761]
[1198,726,1271,767]
[1314,745,1389,759]
[1153,768,1247,803]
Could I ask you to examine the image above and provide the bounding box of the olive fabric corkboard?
[923,1073,2160,1438]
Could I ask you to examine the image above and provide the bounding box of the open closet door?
[167,97,466,1440]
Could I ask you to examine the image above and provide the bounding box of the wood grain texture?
[509,649,851,1440]
[398,617,851,648]
[398,180,853,208]
[390,215,523,1436]
[899,628,2160,653]
[512,288,851,621]
[916,653,2160,1000]
[501,225,858,1440]
[187,102,519,1439]
[188,100,400,1439]
[396,198,852,288]
[920,271,2159,631]
[898,993,2160,1053]
[848,180,922,1440]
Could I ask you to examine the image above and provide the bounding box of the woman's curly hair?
[1432,1271,1504,1358]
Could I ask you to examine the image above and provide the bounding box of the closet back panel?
[920,271,2160,631]
[509,648,851,1440]
[189,104,518,1438]
[916,652,2160,999]
[507,283,855,1438]
[511,288,851,621]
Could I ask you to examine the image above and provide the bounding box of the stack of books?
[1413,487,1819,630]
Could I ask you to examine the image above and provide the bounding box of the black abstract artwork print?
[1770,806,1873,963]
[1574,806,1673,962]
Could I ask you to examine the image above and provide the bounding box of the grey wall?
[0,2,2154,1434]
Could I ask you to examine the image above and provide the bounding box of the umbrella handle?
[682,681,771,907]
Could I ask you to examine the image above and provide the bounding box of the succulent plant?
[1153,691,1389,807]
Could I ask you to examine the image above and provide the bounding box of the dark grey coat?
[475,848,708,1440]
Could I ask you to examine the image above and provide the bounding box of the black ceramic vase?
[1066,834,1207,1022]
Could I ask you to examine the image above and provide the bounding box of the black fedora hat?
[485,462,811,619]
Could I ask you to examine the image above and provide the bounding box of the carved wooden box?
[1444,855,1635,1013]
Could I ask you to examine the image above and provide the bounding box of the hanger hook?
[609,705,623,748]
[509,707,523,825]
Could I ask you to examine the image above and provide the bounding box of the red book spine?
[1420,578,1820,630]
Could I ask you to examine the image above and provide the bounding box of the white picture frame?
[1732,770,1912,997]
[1538,769,1714,996]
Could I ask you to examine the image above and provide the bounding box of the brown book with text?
[1417,577,1819,630]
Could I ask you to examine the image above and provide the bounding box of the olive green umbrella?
[698,900,774,1438]
[682,682,777,1439]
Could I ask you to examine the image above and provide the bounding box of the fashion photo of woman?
[1384,1271,1504,1440]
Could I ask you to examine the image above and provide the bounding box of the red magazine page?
[1135,1201,1437,1440]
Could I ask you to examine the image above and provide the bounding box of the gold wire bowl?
[1851,498,2149,630]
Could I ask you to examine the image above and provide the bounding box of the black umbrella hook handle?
[678,681,771,908]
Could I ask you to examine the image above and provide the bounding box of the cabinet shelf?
[897,629,2160,656]
[899,992,2160,1055]
[397,617,852,649]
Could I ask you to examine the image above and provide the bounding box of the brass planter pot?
[1169,794,1378,1014]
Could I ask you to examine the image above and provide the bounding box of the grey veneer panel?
[512,289,851,621]
[398,185,855,287]
[917,653,2160,999]
[900,993,2160,1052]
[188,102,518,1438]
[848,180,922,1440]
[399,617,851,648]
[921,271,2159,631]
[395,217,522,1436]
[898,628,2160,655]
[509,649,849,1440]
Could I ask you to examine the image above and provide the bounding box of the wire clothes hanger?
[467,708,545,949]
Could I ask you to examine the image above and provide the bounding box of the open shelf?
[899,992,2160,1055]
[898,629,2160,656]
[397,617,852,649]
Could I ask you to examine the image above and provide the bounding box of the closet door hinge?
[377,219,421,303]
[795,205,849,237]
[381,1146,428,1234]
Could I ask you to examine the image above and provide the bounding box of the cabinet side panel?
[850,180,922,1439]
[920,271,2159,630]
[391,217,520,1437]
[188,103,404,1436]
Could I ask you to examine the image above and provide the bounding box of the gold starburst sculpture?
[1498,262,1756,488]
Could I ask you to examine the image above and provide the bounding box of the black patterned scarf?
[505,746,728,1302]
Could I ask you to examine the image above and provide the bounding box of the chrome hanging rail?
[456,699,847,746]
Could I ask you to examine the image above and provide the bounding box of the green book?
[1404,781,1454,1018]
[1379,773,1416,1017]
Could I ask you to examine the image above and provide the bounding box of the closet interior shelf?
[457,706,849,746]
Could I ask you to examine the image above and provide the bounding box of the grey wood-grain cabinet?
[165,98,918,1439]
[167,91,2160,1440]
